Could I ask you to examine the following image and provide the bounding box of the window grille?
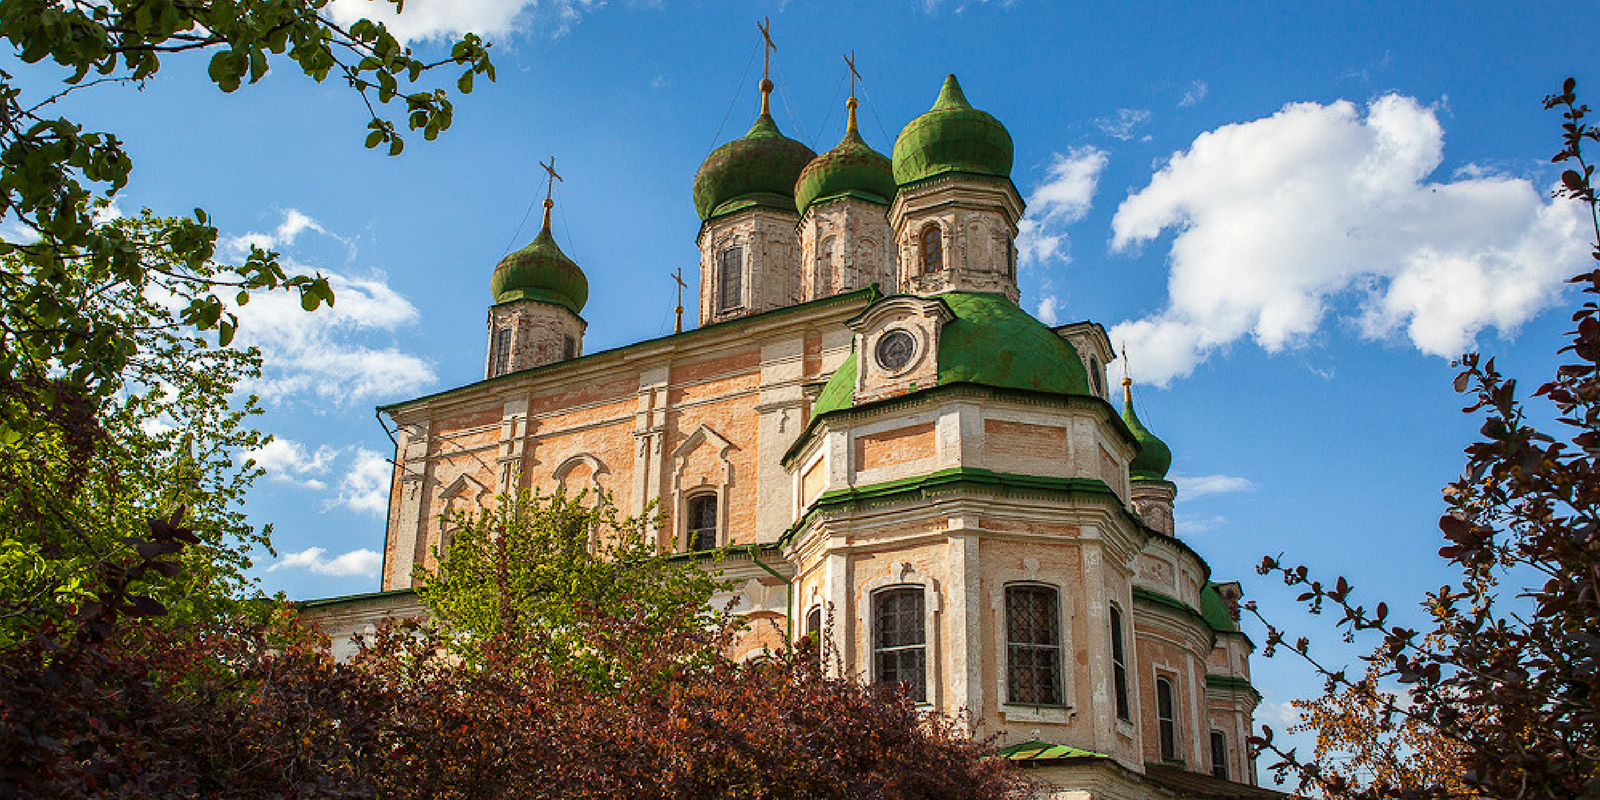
[686,494,717,551]
[1210,730,1229,779]
[1005,585,1062,706]
[873,588,926,702]
[492,327,512,376]
[1157,676,1179,761]
[719,247,743,311]
[919,224,942,273]
[1110,604,1130,721]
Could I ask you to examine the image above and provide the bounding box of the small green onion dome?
[891,74,1014,186]
[1121,379,1173,482]
[489,201,588,315]
[692,80,817,221]
[794,98,896,216]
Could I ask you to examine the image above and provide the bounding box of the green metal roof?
[795,104,895,216]
[891,75,1014,186]
[812,292,1092,417]
[693,102,816,221]
[1200,583,1238,633]
[1000,740,1107,761]
[490,217,589,314]
[1121,381,1172,481]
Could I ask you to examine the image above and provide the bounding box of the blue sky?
[10,0,1597,780]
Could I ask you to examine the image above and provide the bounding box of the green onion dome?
[489,201,588,315]
[1121,379,1173,482]
[794,98,896,216]
[891,74,1014,186]
[692,80,817,221]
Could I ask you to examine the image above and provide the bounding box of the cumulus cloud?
[268,547,383,578]
[222,208,331,256]
[1172,473,1255,500]
[1095,108,1151,140]
[326,0,602,42]
[1178,80,1208,108]
[334,448,393,517]
[1016,146,1109,267]
[242,438,337,490]
[1110,94,1591,385]
[1036,295,1063,326]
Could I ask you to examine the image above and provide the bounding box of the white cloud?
[1172,473,1255,500]
[327,0,603,42]
[1016,146,1109,267]
[242,438,338,490]
[1110,94,1591,385]
[1036,295,1063,326]
[1175,513,1227,534]
[267,547,382,578]
[222,207,334,257]
[334,448,393,517]
[1257,698,1306,729]
[1095,108,1151,140]
[1178,80,1208,108]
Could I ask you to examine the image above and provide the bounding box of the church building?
[302,62,1272,799]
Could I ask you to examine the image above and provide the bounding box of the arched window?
[1110,604,1130,721]
[873,587,926,702]
[686,494,717,551]
[1005,584,1062,706]
[1210,730,1229,779]
[718,246,743,312]
[1156,676,1179,761]
[918,224,942,273]
[1089,356,1103,397]
[818,235,836,296]
[805,606,823,638]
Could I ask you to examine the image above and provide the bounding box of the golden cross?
[539,156,563,203]
[757,18,777,82]
[844,51,861,99]
[672,267,687,333]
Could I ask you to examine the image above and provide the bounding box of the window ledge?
[999,704,1071,724]
[1114,717,1136,738]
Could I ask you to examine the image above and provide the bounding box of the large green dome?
[1121,380,1173,482]
[891,75,1014,186]
[490,205,588,315]
[813,292,1092,417]
[795,100,895,216]
[692,83,817,221]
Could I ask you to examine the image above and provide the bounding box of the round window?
[875,329,917,372]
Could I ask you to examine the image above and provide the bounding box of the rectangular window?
[718,247,743,312]
[686,494,717,551]
[562,334,576,360]
[873,588,926,703]
[492,327,512,376]
[1110,605,1130,721]
[1157,677,1179,761]
[1005,585,1062,706]
[1210,730,1229,780]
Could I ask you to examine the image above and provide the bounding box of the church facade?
[302,71,1271,799]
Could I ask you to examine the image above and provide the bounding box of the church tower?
[691,30,815,326]
[1122,377,1177,536]
[485,168,588,378]
[793,65,896,301]
[888,75,1023,302]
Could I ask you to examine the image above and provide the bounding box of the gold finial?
[844,51,862,133]
[757,18,777,117]
[1121,345,1133,400]
[539,156,564,230]
[672,267,687,334]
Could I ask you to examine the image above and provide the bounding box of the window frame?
[1004,583,1064,707]
[492,326,512,377]
[1210,729,1229,780]
[1109,603,1131,722]
[918,223,943,273]
[718,245,744,312]
[684,492,718,551]
[562,334,576,360]
[1156,675,1179,762]
[872,586,927,703]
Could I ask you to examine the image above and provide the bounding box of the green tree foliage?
[419,489,727,685]
[1244,78,1600,799]
[0,0,494,438]
[0,211,278,645]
